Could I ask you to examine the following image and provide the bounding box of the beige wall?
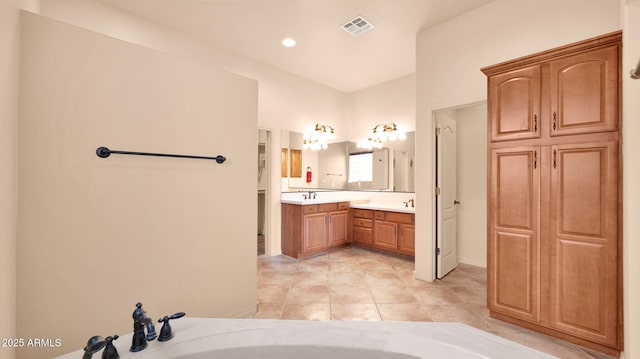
[414,0,620,280]
[0,1,20,359]
[346,74,416,141]
[17,13,257,358]
[30,0,349,256]
[455,103,487,267]
[622,2,640,358]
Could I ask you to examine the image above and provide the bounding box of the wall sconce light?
[357,123,406,149]
[371,123,407,142]
[303,124,336,150]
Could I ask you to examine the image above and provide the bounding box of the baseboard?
[490,311,621,358]
[457,256,486,268]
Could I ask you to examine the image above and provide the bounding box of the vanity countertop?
[350,202,415,214]
[280,198,352,205]
[280,197,415,213]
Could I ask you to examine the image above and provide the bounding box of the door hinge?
[435,187,441,195]
[435,128,441,136]
[435,247,441,255]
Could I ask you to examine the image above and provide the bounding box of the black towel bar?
[96,146,226,164]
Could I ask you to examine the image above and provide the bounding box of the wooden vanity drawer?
[374,211,385,220]
[352,209,373,219]
[303,205,319,214]
[352,218,373,228]
[352,227,373,245]
[318,203,338,212]
[385,212,414,224]
[337,202,350,210]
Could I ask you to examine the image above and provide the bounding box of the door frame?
[258,127,272,256]
[431,101,486,278]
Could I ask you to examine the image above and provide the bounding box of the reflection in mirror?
[282,130,415,192]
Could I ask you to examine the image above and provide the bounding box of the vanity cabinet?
[482,31,622,356]
[351,208,415,256]
[398,224,415,255]
[373,220,398,251]
[282,201,349,259]
[351,209,374,246]
[329,210,349,247]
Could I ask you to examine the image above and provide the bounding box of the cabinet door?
[303,213,327,253]
[549,45,619,136]
[398,224,415,255]
[548,141,618,347]
[352,227,373,246]
[329,210,348,247]
[488,146,540,323]
[373,220,398,251]
[488,65,541,142]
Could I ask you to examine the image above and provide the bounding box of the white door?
[436,116,458,278]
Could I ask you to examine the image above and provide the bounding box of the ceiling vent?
[341,16,374,36]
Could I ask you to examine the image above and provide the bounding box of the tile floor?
[256,246,616,359]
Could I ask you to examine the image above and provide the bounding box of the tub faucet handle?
[158,312,186,342]
[102,335,119,359]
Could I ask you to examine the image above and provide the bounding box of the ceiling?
[96,0,495,93]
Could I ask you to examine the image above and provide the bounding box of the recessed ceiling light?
[281,38,297,47]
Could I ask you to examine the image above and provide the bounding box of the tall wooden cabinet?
[482,31,622,355]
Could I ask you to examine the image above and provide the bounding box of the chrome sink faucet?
[404,198,415,208]
[303,191,317,200]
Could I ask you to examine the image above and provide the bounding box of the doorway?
[433,102,487,278]
[258,128,272,256]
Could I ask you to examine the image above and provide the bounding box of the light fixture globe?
[369,123,406,143]
[302,124,335,151]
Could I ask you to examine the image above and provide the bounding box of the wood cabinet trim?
[290,149,302,178]
[352,218,373,228]
[303,205,319,215]
[481,31,621,76]
[352,209,373,219]
[318,202,338,213]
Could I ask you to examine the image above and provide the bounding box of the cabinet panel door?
[303,213,327,253]
[550,45,619,136]
[488,146,540,322]
[329,211,348,247]
[548,141,618,346]
[352,227,373,246]
[281,149,288,177]
[398,224,415,255]
[489,65,541,142]
[373,220,398,251]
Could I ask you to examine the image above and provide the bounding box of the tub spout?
[130,302,156,352]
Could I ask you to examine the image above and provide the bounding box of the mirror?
[281,130,415,192]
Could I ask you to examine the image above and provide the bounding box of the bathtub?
[57,318,557,358]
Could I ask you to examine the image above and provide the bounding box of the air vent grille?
[341,16,374,36]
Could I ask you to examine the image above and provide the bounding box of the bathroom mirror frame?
[282,130,415,193]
